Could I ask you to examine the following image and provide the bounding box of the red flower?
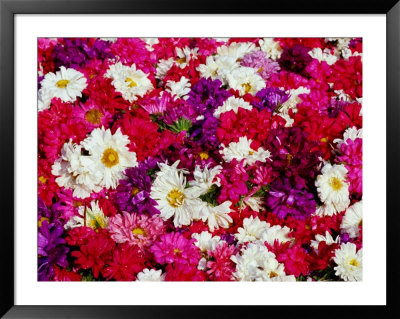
[207,243,237,281]
[276,244,310,277]
[53,266,82,281]
[164,263,206,281]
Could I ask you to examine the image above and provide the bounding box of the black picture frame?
[1,0,399,318]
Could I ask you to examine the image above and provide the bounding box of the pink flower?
[276,244,310,277]
[206,243,237,281]
[164,263,206,281]
[108,212,166,249]
[150,232,201,265]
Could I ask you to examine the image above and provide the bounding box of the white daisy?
[333,127,363,148]
[175,47,198,68]
[189,164,222,196]
[310,230,340,250]
[308,48,338,65]
[231,242,295,281]
[227,67,266,96]
[315,163,350,215]
[51,140,102,199]
[217,42,256,61]
[340,201,362,238]
[105,62,153,102]
[220,136,271,166]
[156,58,174,80]
[260,225,293,246]
[136,268,165,281]
[200,201,233,232]
[150,161,205,227]
[213,96,253,118]
[192,231,223,253]
[333,242,362,281]
[39,66,87,110]
[81,127,138,189]
[165,76,191,100]
[258,38,283,60]
[197,55,239,84]
[235,216,270,244]
[64,200,109,231]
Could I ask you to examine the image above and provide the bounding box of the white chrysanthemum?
[166,76,191,100]
[220,136,271,166]
[278,113,294,127]
[279,86,310,114]
[38,66,87,110]
[231,242,295,281]
[192,231,223,253]
[81,127,138,189]
[310,230,340,250]
[51,140,102,199]
[260,225,293,246]
[141,38,159,51]
[150,161,205,227]
[315,163,350,215]
[227,67,266,96]
[198,55,240,84]
[136,269,165,281]
[213,96,253,118]
[64,200,108,230]
[333,127,363,148]
[189,164,222,196]
[156,58,174,80]
[258,38,283,60]
[217,42,256,61]
[105,62,153,102]
[308,48,338,65]
[200,201,233,232]
[333,243,362,281]
[235,216,270,244]
[175,46,198,68]
[243,196,265,213]
[341,201,362,238]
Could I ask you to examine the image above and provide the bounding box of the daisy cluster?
[38,37,362,282]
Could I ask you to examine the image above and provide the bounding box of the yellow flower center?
[85,109,103,125]
[248,150,254,155]
[241,82,252,94]
[173,248,181,254]
[125,77,137,87]
[320,137,328,143]
[329,177,343,191]
[176,57,186,64]
[286,153,293,166]
[38,175,48,184]
[349,259,359,267]
[257,67,263,73]
[269,271,278,278]
[131,187,140,196]
[88,214,108,230]
[167,189,185,208]
[56,79,70,88]
[132,227,146,237]
[73,201,83,208]
[199,152,209,160]
[101,148,119,168]
[38,217,49,227]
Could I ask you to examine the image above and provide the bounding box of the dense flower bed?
[38,37,362,281]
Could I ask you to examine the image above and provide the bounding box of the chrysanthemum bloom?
[81,127,138,189]
[333,242,362,281]
[136,268,165,281]
[164,263,206,281]
[235,216,270,244]
[213,96,253,119]
[253,87,289,112]
[227,67,266,96]
[278,44,313,76]
[206,242,237,281]
[64,200,109,231]
[38,220,69,281]
[340,201,362,239]
[241,50,280,81]
[338,138,362,196]
[108,212,166,249]
[276,244,310,278]
[217,159,249,204]
[72,100,113,131]
[102,243,146,281]
[39,66,87,110]
[53,266,82,281]
[150,232,201,265]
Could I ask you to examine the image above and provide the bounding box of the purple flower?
[241,50,280,81]
[114,158,160,215]
[278,44,312,76]
[253,87,290,112]
[327,98,350,118]
[266,178,316,220]
[38,220,69,281]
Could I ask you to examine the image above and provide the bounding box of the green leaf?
[199,184,221,207]
[168,117,192,134]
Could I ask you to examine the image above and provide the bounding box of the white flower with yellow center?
[315,163,350,215]
[81,127,138,189]
[165,76,191,100]
[235,216,270,244]
[189,164,222,196]
[333,242,362,281]
[51,140,102,199]
[310,231,340,250]
[200,201,233,232]
[258,38,283,60]
[175,47,198,68]
[150,161,205,227]
[136,268,165,281]
[213,96,253,119]
[227,67,266,96]
[217,42,256,61]
[64,200,108,231]
[260,225,293,246]
[220,136,271,166]
[192,231,224,253]
[197,55,239,84]
[105,62,153,102]
[38,66,87,110]
[231,242,295,281]
[341,201,362,238]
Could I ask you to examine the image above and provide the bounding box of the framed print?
[1,0,399,318]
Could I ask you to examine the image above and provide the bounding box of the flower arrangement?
[38,37,362,282]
